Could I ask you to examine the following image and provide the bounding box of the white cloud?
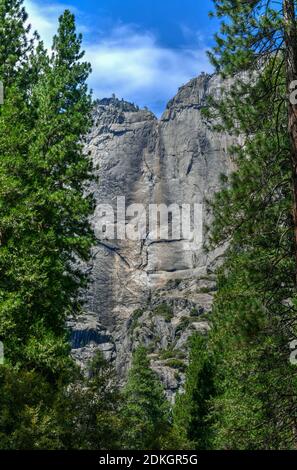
[25,0,83,47]
[24,1,212,116]
[25,0,65,47]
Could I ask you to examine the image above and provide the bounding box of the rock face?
[71,73,235,399]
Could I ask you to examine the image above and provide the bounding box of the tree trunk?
[283,0,297,284]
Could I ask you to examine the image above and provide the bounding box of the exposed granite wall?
[71,73,235,399]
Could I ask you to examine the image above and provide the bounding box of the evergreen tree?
[0,353,122,450]
[52,352,122,450]
[0,0,38,377]
[1,6,93,379]
[0,0,32,84]
[173,335,215,450]
[208,0,297,277]
[15,9,95,377]
[0,4,95,448]
[191,0,297,449]
[120,347,171,450]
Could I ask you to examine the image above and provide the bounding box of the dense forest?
[1,0,297,450]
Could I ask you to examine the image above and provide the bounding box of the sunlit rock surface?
[72,73,235,399]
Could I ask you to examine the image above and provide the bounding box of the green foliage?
[159,348,186,360]
[0,2,99,449]
[0,3,94,374]
[191,0,297,450]
[0,0,33,85]
[129,308,144,332]
[153,303,174,322]
[0,364,65,449]
[5,0,297,453]
[159,349,175,360]
[53,352,122,450]
[165,359,186,372]
[120,347,171,450]
[0,353,122,450]
[208,257,297,449]
[175,316,192,336]
[173,335,215,450]
[0,1,179,453]
[197,287,211,294]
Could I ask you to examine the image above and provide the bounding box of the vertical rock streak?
[73,74,235,397]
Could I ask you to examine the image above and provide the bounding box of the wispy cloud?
[86,24,212,115]
[24,1,212,116]
[25,0,69,47]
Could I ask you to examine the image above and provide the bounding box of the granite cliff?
[70,73,235,399]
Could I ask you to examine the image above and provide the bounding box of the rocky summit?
[70,73,235,399]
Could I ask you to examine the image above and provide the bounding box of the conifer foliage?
[120,347,171,450]
[3,0,297,452]
[173,335,215,450]
[0,1,96,448]
[178,0,297,449]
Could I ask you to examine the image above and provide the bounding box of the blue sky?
[24,0,218,116]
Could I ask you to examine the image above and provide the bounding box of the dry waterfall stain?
[73,73,236,397]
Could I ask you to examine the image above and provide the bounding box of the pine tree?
[52,352,122,450]
[0,4,95,448]
[0,0,32,84]
[192,0,297,449]
[173,335,215,450]
[208,0,297,278]
[120,347,171,450]
[0,0,39,371]
[0,353,123,450]
[1,7,94,378]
